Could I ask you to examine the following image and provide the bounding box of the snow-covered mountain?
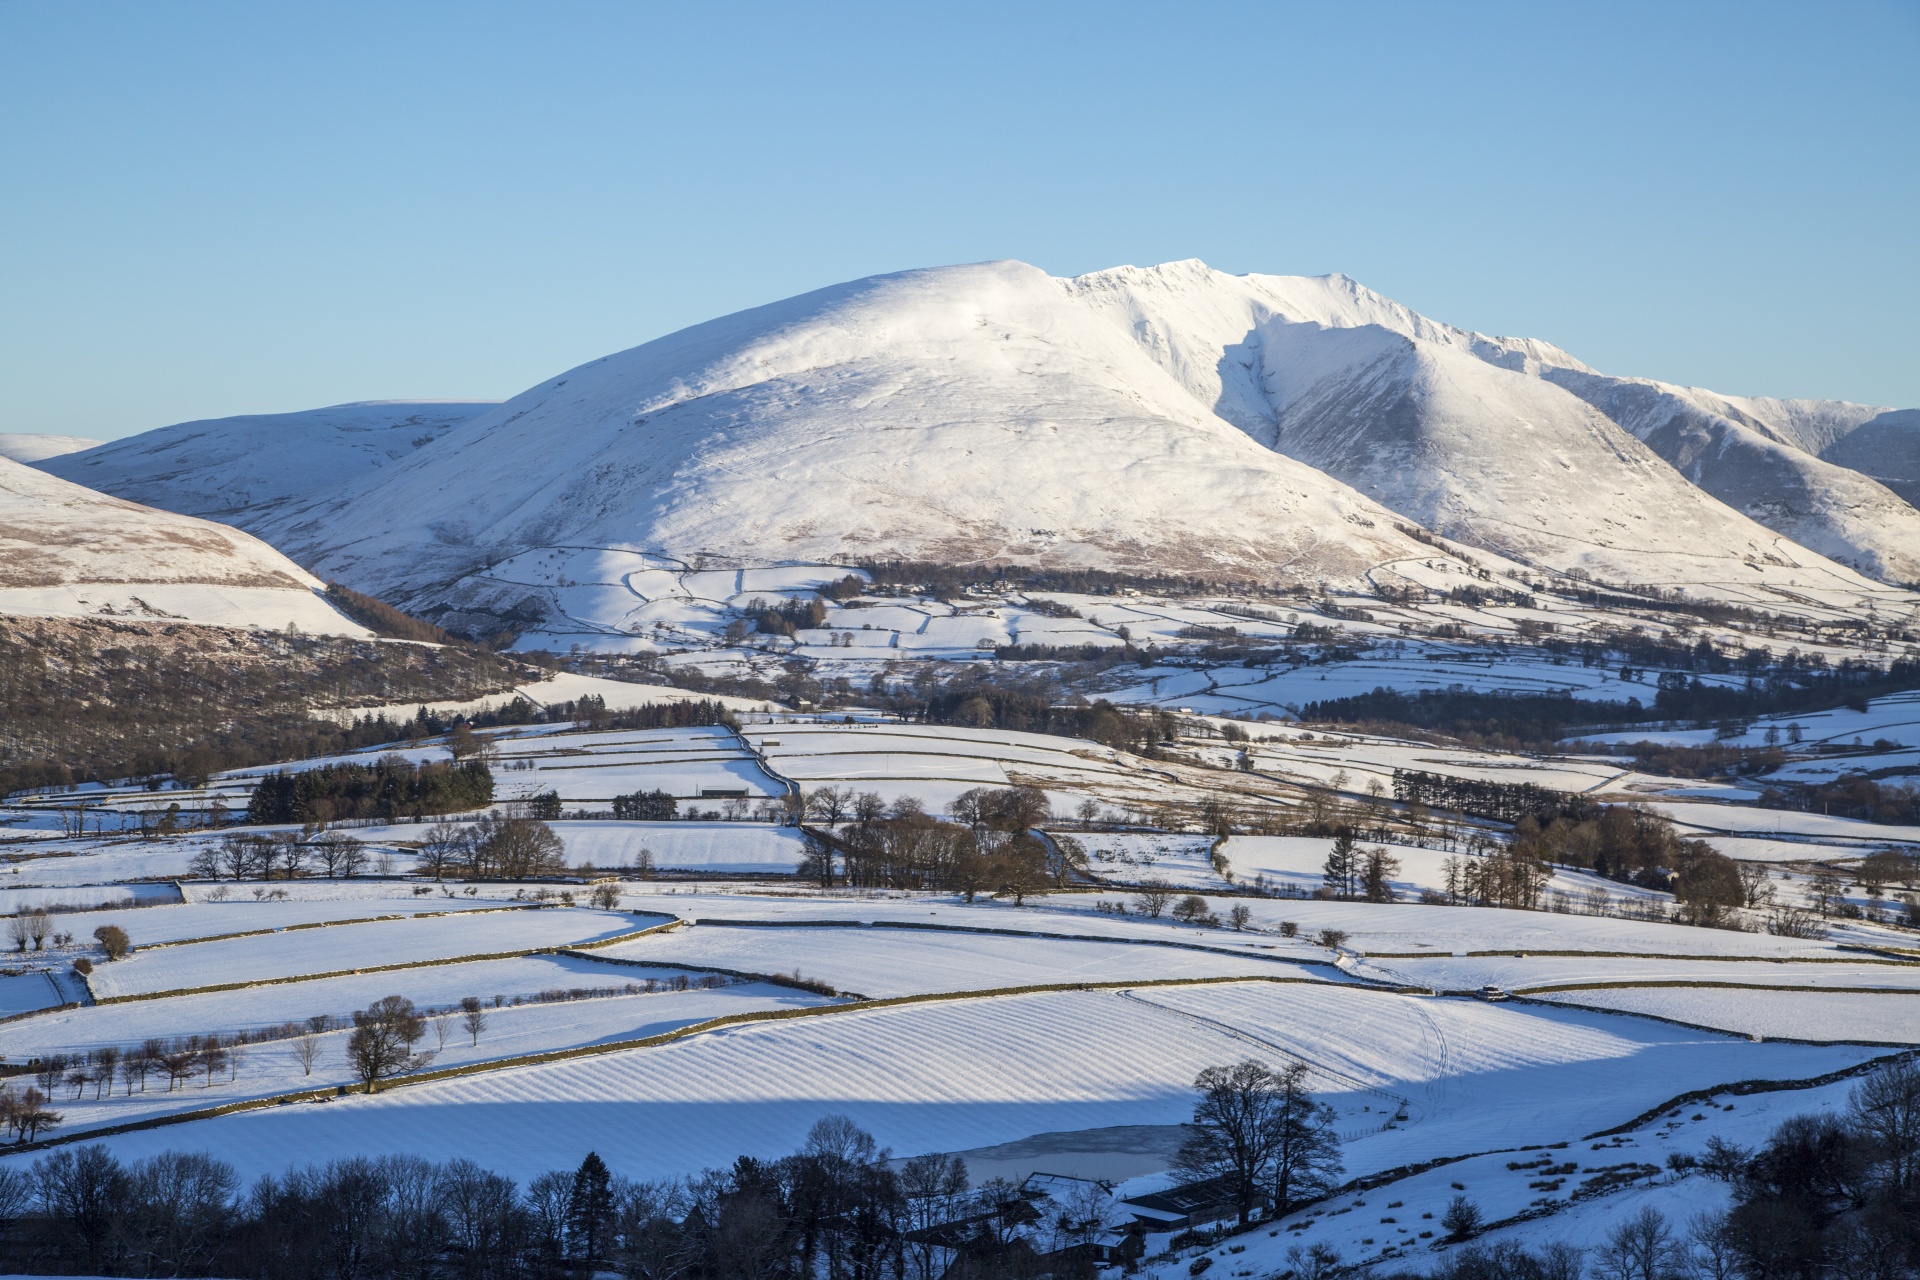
[0,455,365,634]
[45,261,1918,633]
[0,433,103,464]
[40,401,497,523]
[1064,262,1920,588]
[241,263,1445,616]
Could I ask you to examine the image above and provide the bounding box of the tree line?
[0,1114,1082,1280]
[803,786,1058,903]
[246,759,495,825]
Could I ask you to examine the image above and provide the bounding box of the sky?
[2,1,1916,441]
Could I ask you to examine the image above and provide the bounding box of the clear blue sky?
[3,1,1915,440]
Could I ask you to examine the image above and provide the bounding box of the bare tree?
[1172,1064,1278,1213]
[1594,1206,1681,1280]
[196,1036,228,1087]
[347,995,426,1092]
[1737,862,1776,909]
[1134,879,1172,918]
[5,914,28,953]
[91,1047,119,1099]
[432,1013,451,1055]
[588,882,622,911]
[416,821,471,881]
[26,910,51,952]
[292,1032,322,1077]
[460,995,489,1047]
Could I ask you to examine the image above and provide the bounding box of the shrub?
[1441,1194,1482,1240]
[92,924,131,960]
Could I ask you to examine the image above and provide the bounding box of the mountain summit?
[42,261,1919,629]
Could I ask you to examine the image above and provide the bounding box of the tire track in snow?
[1111,988,1412,1141]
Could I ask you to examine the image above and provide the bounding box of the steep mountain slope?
[1812,409,1920,509]
[247,263,1440,620]
[1514,369,1920,584]
[0,433,103,464]
[40,401,497,527]
[1066,262,1920,592]
[0,456,365,635]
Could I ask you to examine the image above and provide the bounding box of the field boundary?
[72,914,683,1007]
[692,917,1361,977]
[1511,979,1920,997]
[1362,948,1919,967]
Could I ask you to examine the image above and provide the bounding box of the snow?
[8,979,829,1136]
[84,906,643,999]
[36,401,497,528]
[550,821,810,873]
[0,455,368,634]
[0,432,103,463]
[1534,987,1920,1044]
[28,982,1876,1187]
[596,921,1328,998]
[0,951,692,1059]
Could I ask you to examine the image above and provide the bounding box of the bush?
[1171,894,1211,924]
[92,924,130,961]
[1314,928,1349,950]
[72,956,92,976]
[1441,1194,1482,1240]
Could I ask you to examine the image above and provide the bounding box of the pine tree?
[1321,830,1358,900]
[565,1151,615,1265]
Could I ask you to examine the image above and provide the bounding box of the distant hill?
[0,454,365,635]
[0,432,104,463]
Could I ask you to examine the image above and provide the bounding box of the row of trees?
[413,816,567,881]
[191,831,383,880]
[0,1116,1064,1280]
[804,787,1059,903]
[246,759,495,825]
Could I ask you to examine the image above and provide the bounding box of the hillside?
[243,263,1443,616]
[0,455,365,635]
[40,400,498,526]
[1067,261,1920,589]
[0,432,103,463]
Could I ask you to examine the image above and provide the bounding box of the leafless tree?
[347,995,426,1092]
[415,821,471,881]
[26,910,51,951]
[292,1032,322,1077]
[196,1037,228,1087]
[432,1013,451,1055]
[1594,1206,1682,1280]
[1134,880,1172,918]
[91,1047,119,1099]
[6,914,28,953]
[589,882,623,910]
[460,995,488,1047]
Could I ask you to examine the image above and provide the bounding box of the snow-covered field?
[597,921,1331,998]
[1533,986,1920,1044]
[21,981,1877,1188]
[85,906,642,998]
[550,821,809,873]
